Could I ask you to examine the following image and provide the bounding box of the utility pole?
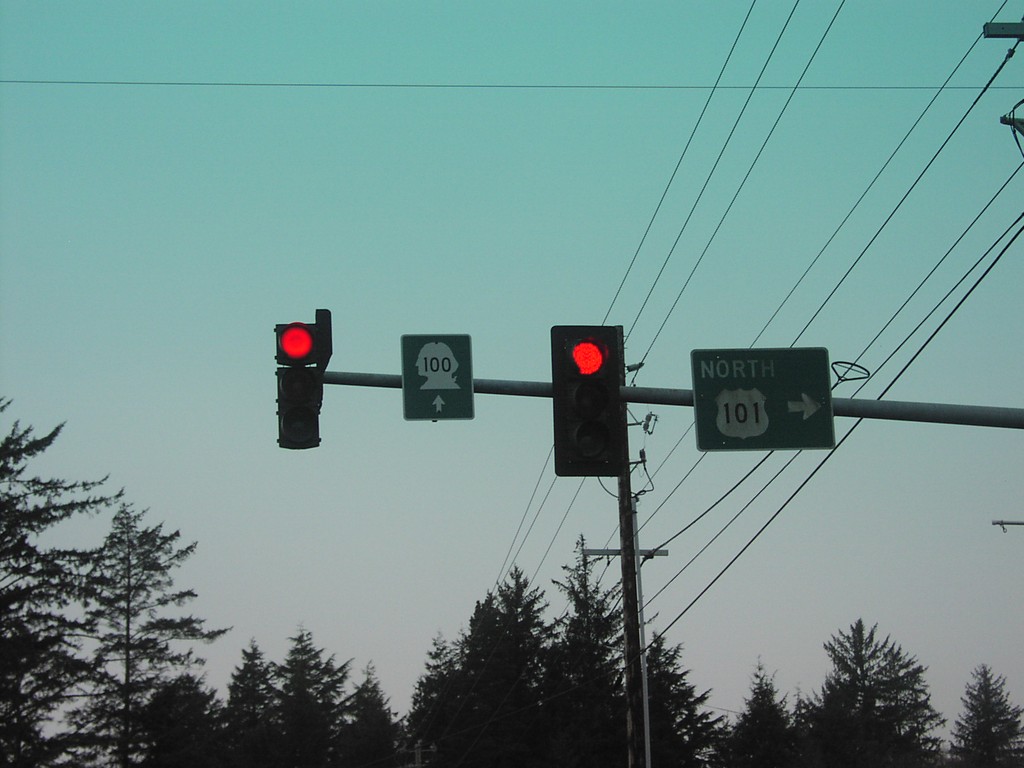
[603,327,646,768]
[984,19,1024,133]
[404,740,435,767]
[585,514,668,768]
[617,454,646,768]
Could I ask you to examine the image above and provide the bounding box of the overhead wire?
[626,0,1008,508]
[635,6,1021,632]
[640,158,1023,571]
[621,0,846,547]
[486,0,774,588]
[640,163,1022,559]
[406,95,1023,768]
[394,4,1021,757]
[634,1,1014,539]
[634,0,844,371]
[790,30,1021,346]
[366,178,1024,768]
[492,446,557,586]
[398,198,1019,760]
[602,0,759,326]
[589,4,766,590]
[849,205,1024,402]
[9,11,1019,768]
[643,451,799,610]
[844,160,1024,377]
[3,78,1015,91]
[750,17,996,346]
[625,0,803,348]
[652,213,1024,639]
[597,0,830,587]
[641,167,1024,641]
[388,9,1021,761]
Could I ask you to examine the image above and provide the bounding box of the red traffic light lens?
[572,341,605,375]
[280,324,314,360]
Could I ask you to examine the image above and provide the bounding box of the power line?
[353,204,1024,768]
[791,33,1022,346]
[645,161,1022,550]
[644,451,799,611]
[847,161,1024,376]
[632,20,1022,626]
[640,178,1023,622]
[625,0,804,348]
[857,211,1024,402]
[652,212,1024,638]
[492,446,556,587]
[750,19,995,346]
[613,1,845,544]
[602,0,759,326]
[635,0,845,370]
[1,78,1016,91]
[635,5,1016,539]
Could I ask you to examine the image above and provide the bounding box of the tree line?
[2,400,1022,767]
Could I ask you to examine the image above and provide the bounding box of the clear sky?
[2,0,1022,735]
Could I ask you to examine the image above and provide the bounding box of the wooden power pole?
[618,448,646,768]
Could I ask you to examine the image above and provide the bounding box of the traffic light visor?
[279,324,314,361]
[572,340,605,375]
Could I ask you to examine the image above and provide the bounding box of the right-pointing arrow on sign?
[788,393,821,420]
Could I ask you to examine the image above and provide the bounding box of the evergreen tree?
[339,664,401,768]
[406,633,460,759]
[801,619,944,768]
[730,661,796,768]
[546,539,625,766]
[72,504,228,768]
[424,568,550,768]
[645,633,726,768]
[272,627,351,768]
[0,401,120,765]
[223,640,278,768]
[950,664,1024,768]
[137,673,225,768]
[457,567,550,768]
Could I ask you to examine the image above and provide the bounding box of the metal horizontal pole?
[322,371,552,397]
[830,396,1024,429]
[322,371,1024,430]
[323,371,402,389]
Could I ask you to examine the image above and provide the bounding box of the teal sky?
[2,1,1022,732]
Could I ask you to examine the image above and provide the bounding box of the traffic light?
[550,325,627,477]
[275,309,332,449]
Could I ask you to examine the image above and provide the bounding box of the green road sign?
[691,348,835,451]
[401,335,474,421]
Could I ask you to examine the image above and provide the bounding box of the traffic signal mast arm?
[321,371,1024,430]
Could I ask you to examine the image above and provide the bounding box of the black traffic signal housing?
[550,325,627,477]
[275,309,332,449]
